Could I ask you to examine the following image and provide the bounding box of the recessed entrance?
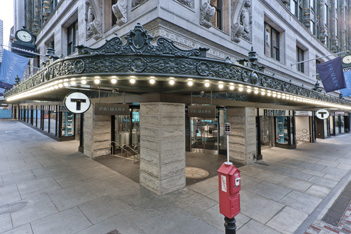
[190,118,218,151]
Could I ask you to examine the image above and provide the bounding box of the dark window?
[210,0,222,30]
[67,21,78,55]
[297,46,305,73]
[264,23,280,61]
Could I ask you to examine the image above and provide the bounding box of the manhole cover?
[186,167,209,179]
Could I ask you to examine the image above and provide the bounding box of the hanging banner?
[188,105,216,118]
[0,49,29,88]
[95,103,130,115]
[340,70,351,97]
[317,57,346,92]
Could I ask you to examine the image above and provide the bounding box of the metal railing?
[110,141,140,163]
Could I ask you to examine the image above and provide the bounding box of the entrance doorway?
[190,118,218,151]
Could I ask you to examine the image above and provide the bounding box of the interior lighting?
[204,80,210,87]
[187,79,193,86]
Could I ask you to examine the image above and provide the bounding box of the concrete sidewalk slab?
[1,119,351,234]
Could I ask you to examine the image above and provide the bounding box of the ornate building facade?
[7,0,351,195]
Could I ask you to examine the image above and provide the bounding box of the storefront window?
[49,106,57,135]
[131,110,140,148]
[44,109,49,132]
[330,116,334,135]
[62,112,74,136]
[260,116,273,149]
[340,116,344,134]
[276,116,289,144]
[335,117,340,134]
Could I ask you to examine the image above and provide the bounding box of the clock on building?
[15,30,33,43]
[342,55,351,64]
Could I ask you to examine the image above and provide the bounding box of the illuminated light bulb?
[247,88,252,93]
[149,79,155,85]
[218,82,224,89]
[261,91,266,96]
[81,80,87,85]
[59,84,63,88]
[187,80,193,86]
[111,79,117,84]
[238,87,244,92]
[254,89,259,94]
[204,80,210,87]
[94,79,100,84]
[169,79,175,85]
[129,78,136,84]
[64,79,68,82]
[229,85,234,90]
[267,92,272,96]
[54,85,58,89]
[71,81,76,85]
[64,82,68,86]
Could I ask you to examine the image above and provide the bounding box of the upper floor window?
[324,4,329,26]
[67,21,78,55]
[210,0,222,30]
[264,23,280,61]
[310,0,315,10]
[296,46,305,73]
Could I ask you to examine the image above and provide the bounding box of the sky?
[0,1,14,47]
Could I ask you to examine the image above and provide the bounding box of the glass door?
[191,118,218,150]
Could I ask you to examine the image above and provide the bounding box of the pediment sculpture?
[112,0,128,26]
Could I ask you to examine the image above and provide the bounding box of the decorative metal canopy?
[4,23,351,108]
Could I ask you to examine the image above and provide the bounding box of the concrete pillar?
[83,104,111,158]
[139,103,185,195]
[227,107,256,164]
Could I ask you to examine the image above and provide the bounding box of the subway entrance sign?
[316,109,329,120]
[64,92,91,114]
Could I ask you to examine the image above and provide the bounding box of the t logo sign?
[316,109,330,120]
[64,92,91,114]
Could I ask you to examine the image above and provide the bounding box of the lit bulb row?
[6,76,351,110]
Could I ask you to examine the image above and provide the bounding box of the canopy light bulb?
[149,79,155,85]
[81,80,87,85]
[64,82,68,86]
[247,88,252,93]
[71,81,76,85]
[229,85,234,90]
[187,80,193,86]
[218,83,224,89]
[169,79,175,85]
[130,78,136,84]
[204,81,210,87]
[111,79,117,84]
[94,79,100,85]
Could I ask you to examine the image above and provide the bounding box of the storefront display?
[62,112,74,136]
[276,116,288,144]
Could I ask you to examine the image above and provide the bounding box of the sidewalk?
[0,119,351,234]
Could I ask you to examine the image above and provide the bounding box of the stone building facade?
[7,0,351,195]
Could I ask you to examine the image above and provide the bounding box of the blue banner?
[0,49,29,89]
[316,57,346,92]
[340,70,351,97]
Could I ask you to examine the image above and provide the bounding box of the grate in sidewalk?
[322,181,351,226]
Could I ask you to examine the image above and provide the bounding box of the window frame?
[67,21,78,55]
[296,46,305,73]
[210,0,222,30]
[264,22,280,61]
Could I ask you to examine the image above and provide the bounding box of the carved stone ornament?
[174,0,194,9]
[132,0,147,8]
[200,0,216,28]
[86,0,102,40]
[231,0,252,43]
[77,23,209,57]
[112,0,127,26]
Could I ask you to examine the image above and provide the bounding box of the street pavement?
[0,119,351,234]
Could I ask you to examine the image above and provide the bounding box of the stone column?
[139,103,185,195]
[348,1,351,50]
[32,0,41,34]
[340,0,347,52]
[331,0,338,52]
[227,107,256,164]
[83,104,111,158]
[319,0,327,44]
